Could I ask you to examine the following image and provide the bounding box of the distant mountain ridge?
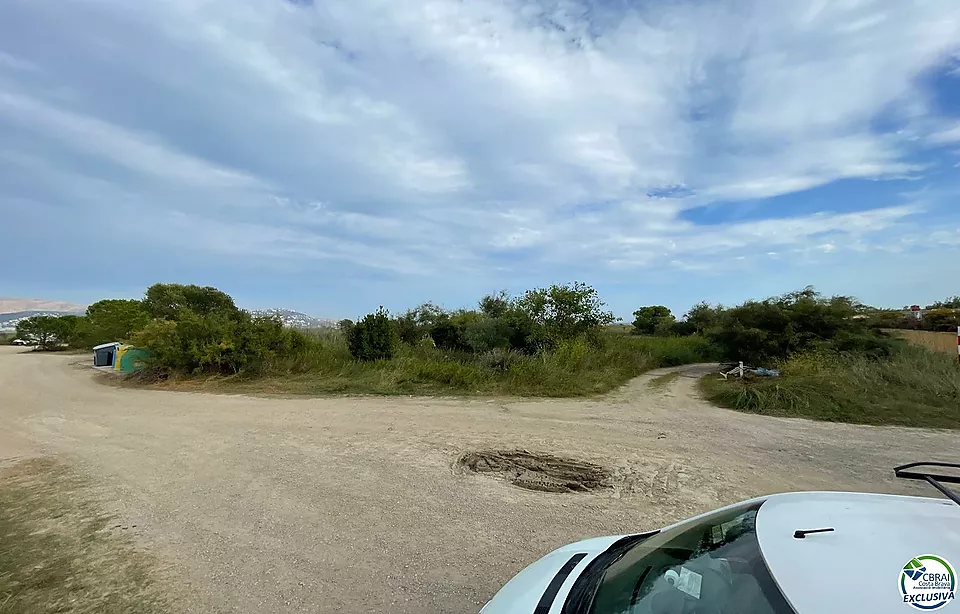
[0,298,85,314]
[250,308,337,329]
[0,310,86,332]
[0,298,335,332]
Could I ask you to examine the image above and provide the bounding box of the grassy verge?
[145,333,718,397]
[0,458,171,614]
[700,346,960,429]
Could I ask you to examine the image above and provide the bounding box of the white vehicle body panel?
[480,536,622,614]
[757,492,960,614]
[481,491,960,614]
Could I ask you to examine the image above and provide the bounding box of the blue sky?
[1,0,959,320]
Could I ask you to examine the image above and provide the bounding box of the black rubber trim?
[534,553,588,614]
[560,532,659,614]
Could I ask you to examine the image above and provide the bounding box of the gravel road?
[1,347,957,613]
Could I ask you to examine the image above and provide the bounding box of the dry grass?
[889,329,958,355]
[0,458,172,614]
[700,346,960,429]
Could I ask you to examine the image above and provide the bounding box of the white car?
[481,462,960,614]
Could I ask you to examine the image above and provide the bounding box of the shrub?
[706,287,893,364]
[515,282,617,349]
[922,309,960,332]
[134,311,307,375]
[462,316,514,353]
[631,306,674,335]
[683,301,721,334]
[348,307,399,361]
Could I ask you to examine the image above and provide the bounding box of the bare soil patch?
[2,348,958,614]
[457,449,612,493]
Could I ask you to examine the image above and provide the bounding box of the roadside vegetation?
[128,282,717,397]
[11,283,960,424]
[0,458,171,614]
[701,346,960,429]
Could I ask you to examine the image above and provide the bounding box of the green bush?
[348,307,399,361]
[705,288,893,364]
[631,306,674,335]
[515,282,617,349]
[134,311,307,375]
[461,316,514,353]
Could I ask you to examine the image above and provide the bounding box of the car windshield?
[587,501,794,614]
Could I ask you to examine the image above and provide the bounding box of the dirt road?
[1,347,956,613]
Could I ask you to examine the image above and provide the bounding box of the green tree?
[683,301,720,334]
[142,283,240,320]
[479,291,511,318]
[348,307,399,361]
[632,306,674,335]
[15,315,76,350]
[707,288,892,364]
[72,299,149,347]
[394,302,448,345]
[515,282,617,347]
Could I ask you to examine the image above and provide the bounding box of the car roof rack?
[894,462,960,506]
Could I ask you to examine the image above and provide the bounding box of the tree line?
[14,282,955,375]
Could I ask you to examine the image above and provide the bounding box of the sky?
[1,0,959,320]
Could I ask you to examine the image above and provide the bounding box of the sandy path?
[0,347,957,613]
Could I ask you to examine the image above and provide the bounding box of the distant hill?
[0,310,86,332]
[0,297,334,332]
[0,298,85,314]
[250,309,337,329]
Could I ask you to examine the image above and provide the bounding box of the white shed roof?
[92,342,122,350]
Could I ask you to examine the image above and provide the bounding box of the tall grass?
[700,346,960,428]
[163,331,718,397]
[889,329,958,355]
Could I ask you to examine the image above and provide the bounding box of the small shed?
[93,342,121,368]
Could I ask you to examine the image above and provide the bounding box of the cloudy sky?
[1,0,959,319]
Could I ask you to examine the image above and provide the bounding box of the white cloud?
[1,0,959,301]
[929,123,960,145]
[0,92,265,189]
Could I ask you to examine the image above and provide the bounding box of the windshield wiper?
[793,528,834,539]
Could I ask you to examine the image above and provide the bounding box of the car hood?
[480,535,625,614]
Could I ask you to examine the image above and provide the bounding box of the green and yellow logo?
[900,555,956,610]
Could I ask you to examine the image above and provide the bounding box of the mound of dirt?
[457,449,612,493]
